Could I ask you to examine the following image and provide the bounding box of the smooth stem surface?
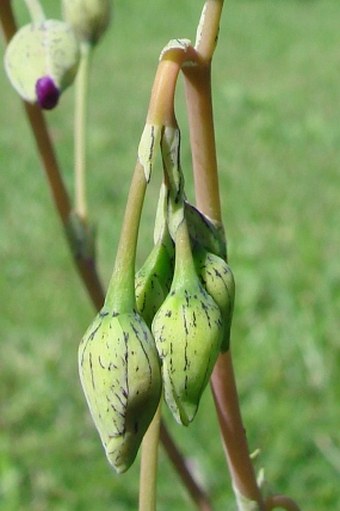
[195,0,224,63]
[183,65,221,221]
[104,161,147,312]
[139,403,162,511]
[24,0,45,23]
[147,58,180,126]
[211,354,264,506]
[74,43,91,221]
[146,42,198,127]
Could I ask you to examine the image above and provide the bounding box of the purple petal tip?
[35,76,60,110]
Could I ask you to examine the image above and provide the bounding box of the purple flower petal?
[35,76,60,110]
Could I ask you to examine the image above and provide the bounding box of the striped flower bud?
[135,240,174,327]
[79,308,162,473]
[152,220,223,425]
[194,247,235,352]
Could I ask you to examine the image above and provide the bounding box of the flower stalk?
[74,42,92,221]
[138,403,162,511]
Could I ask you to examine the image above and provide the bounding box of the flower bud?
[62,0,112,46]
[4,20,80,109]
[152,221,223,425]
[135,240,174,327]
[194,247,235,352]
[79,308,162,473]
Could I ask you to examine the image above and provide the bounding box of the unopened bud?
[62,0,112,46]
[4,20,80,109]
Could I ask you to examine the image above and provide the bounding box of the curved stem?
[74,42,91,221]
[265,495,302,511]
[146,42,197,127]
[183,65,221,221]
[211,354,264,506]
[139,403,162,511]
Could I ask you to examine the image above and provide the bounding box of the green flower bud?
[62,0,112,46]
[135,181,174,326]
[135,240,174,327]
[152,221,223,425]
[79,308,162,473]
[194,247,235,352]
[4,20,80,109]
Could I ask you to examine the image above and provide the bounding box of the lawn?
[1,1,339,510]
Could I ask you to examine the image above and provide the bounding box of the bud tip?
[35,76,60,110]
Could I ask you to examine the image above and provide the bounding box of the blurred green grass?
[1,0,340,509]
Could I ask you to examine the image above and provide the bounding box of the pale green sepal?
[138,123,162,182]
[161,126,185,203]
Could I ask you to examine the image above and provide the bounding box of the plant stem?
[183,65,221,221]
[183,1,265,509]
[74,42,91,221]
[104,160,147,312]
[211,354,264,506]
[139,403,162,511]
[24,0,45,24]
[0,1,103,310]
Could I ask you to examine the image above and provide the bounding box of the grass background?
[1,0,340,509]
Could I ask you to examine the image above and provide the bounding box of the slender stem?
[24,0,45,24]
[146,39,198,126]
[0,2,103,310]
[104,160,147,312]
[183,1,265,508]
[74,43,91,221]
[139,403,162,511]
[1,1,18,44]
[183,65,221,221]
[265,495,302,511]
[211,354,264,506]
[195,0,224,63]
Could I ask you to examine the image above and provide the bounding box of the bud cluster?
[77,121,235,473]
